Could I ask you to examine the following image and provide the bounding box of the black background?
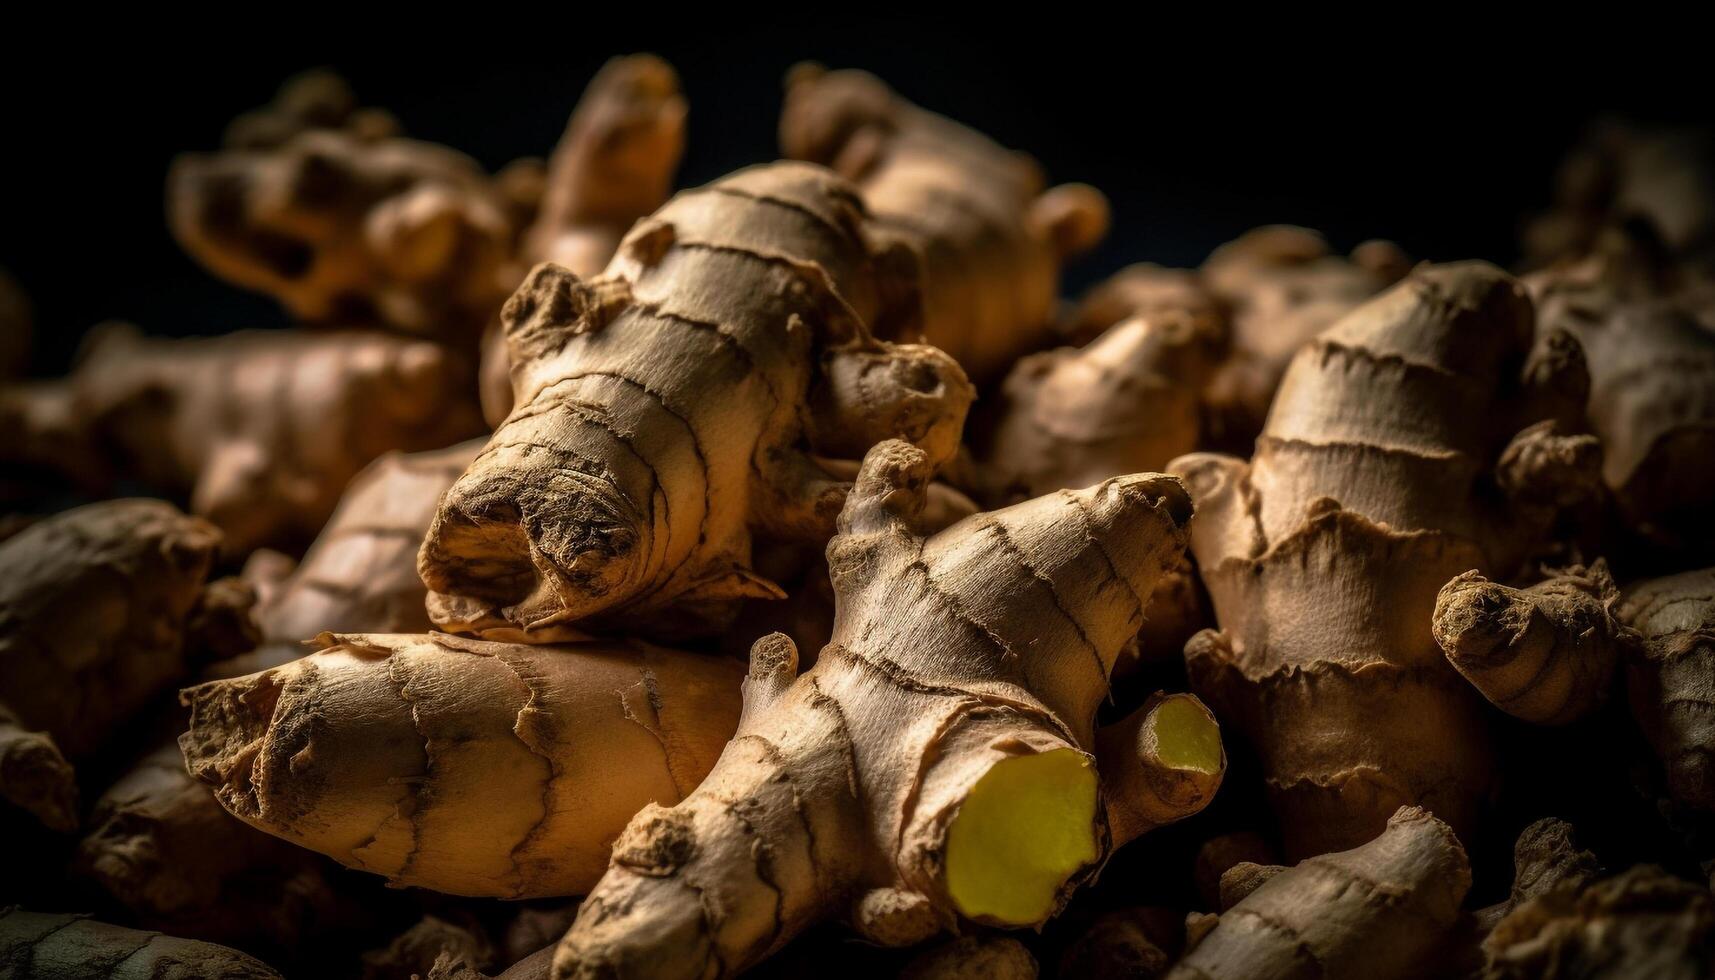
[4,19,1711,374]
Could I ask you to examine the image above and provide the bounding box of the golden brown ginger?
[180,632,744,898]
[1616,566,1715,813]
[0,500,219,832]
[0,326,484,557]
[1171,261,1608,857]
[551,440,1221,979]
[420,162,974,639]
[781,65,1109,384]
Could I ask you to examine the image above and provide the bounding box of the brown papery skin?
[1167,807,1471,980]
[1616,567,1715,813]
[0,327,484,557]
[1482,865,1715,980]
[552,440,1210,979]
[179,632,744,899]
[1171,261,1602,858]
[781,65,1109,385]
[0,500,219,832]
[249,439,485,644]
[0,909,281,980]
[420,162,974,640]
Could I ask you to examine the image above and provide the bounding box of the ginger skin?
[1615,567,1715,813]
[1482,865,1715,980]
[0,500,220,832]
[781,65,1109,385]
[420,162,974,639]
[180,632,744,898]
[551,440,1219,979]
[0,909,282,979]
[1172,261,1605,857]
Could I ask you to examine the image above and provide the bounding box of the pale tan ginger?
[247,439,486,645]
[1527,238,1715,550]
[1482,865,1715,980]
[780,65,1110,385]
[551,440,1222,979]
[0,909,281,979]
[0,326,484,557]
[72,744,360,950]
[419,162,975,640]
[1166,807,1470,980]
[1171,261,1608,858]
[180,631,744,898]
[0,500,220,832]
[169,111,516,342]
[1615,567,1715,813]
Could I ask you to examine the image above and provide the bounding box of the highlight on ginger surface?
[1166,807,1471,980]
[0,908,282,980]
[1171,261,1608,858]
[0,499,219,832]
[1616,566,1715,813]
[0,326,484,557]
[550,439,1221,979]
[781,64,1109,385]
[419,162,975,640]
[180,631,745,898]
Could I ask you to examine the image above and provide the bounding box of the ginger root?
[0,326,483,556]
[1167,807,1471,980]
[0,500,220,831]
[420,162,974,639]
[551,440,1219,979]
[1615,566,1715,813]
[180,631,744,898]
[1482,865,1715,980]
[781,65,1108,384]
[1172,261,1605,857]
[0,908,281,979]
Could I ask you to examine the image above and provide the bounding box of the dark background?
[4,21,1711,374]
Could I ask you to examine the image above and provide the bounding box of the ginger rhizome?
[1482,864,1715,980]
[0,326,483,556]
[1171,261,1606,857]
[1616,566,1715,813]
[1167,807,1471,980]
[780,65,1109,384]
[0,500,219,832]
[419,162,975,639]
[180,631,744,898]
[0,909,282,980]
[551,440,1221,979]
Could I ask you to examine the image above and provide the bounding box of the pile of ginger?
[2,56,1714,980]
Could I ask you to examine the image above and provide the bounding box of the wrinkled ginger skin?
[250,439,485,644]
[553,440,1207,980]
[420,162,974,640]
[0,909,282,980]
[1482,865,1715,980]
[781,65,1109,384]
[180,632,744,898]
[0,500,219,830]
[1615,567,1715,813]
[1167,807,1471,980]
[1172,261,1601,858]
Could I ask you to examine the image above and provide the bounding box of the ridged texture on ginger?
[1616,567,1715,813]
[0,500,219,831]
[420,162,974,639]
[1172,261,1602,857]
[781,65,1108,384]
[0,327,484,556]
[0,908,281,980]
[552,440,1212,980]
[180,632,744,898]
[1167,807,1471,980]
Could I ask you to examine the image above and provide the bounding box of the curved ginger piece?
[0,909,281,980]
[551,440,1220,979]
[1166,807,1471,980]
[420,162,974,640]
[180,631,743,899]
[1616,567,1715,813]
[1172,261,1603,858]
[781,65,1109,384]
[0,500,219,832]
